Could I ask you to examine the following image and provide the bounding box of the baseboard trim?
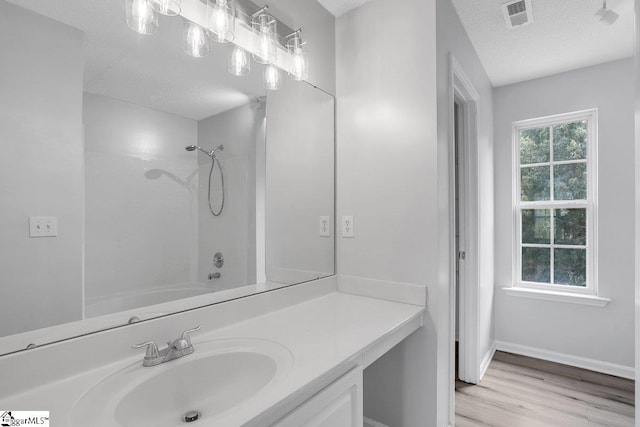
[495,340,635,380]
[479,342,497,381]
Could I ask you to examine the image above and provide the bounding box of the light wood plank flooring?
[455,351,635,427]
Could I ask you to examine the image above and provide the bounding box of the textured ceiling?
[316,0,373,16]
[7,0,266,120]
[450,0,635,87]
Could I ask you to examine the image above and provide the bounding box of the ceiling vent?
[501,0,534,29]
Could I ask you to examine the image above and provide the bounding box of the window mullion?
[549,126,555,284]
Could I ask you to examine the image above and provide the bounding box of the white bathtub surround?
[0,277,424,426]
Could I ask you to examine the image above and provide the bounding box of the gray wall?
[494,59,635,370]
[336,0,438,424]
[83,94,198,308]
[0,2,84,336]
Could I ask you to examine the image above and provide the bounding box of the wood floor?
[455,351,635,427]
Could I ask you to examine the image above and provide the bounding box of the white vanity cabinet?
[272,366,363,427]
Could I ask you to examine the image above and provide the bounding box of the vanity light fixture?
[124,0,309,89]
[595,0,619,25]
[207,0,235,43]
[285,29,308,81]
[228,45,250,76]
[126,0,158,35]
[183,21,210,57]
[149,0,181,16]
[251,6,277,65]
[264,64,281,90]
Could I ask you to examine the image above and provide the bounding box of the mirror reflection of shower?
[185,144,225,216]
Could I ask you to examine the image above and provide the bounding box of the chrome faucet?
[132,326,201,367]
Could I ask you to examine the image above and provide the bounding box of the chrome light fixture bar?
[149,0,182,16]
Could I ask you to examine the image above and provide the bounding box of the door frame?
[448,55,481,402]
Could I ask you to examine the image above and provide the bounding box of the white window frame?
[512,109,598,296]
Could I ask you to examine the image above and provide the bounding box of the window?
[513,110,597,294]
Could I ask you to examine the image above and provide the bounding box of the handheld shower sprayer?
[184,144,226,216]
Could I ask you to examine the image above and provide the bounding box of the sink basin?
[70,338,293,427]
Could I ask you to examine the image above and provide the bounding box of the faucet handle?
[180,326,201,346]
[132,341,160,359]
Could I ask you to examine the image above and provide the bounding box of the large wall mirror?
[0,0,335,355]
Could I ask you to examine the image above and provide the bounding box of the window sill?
[502,287,610,307]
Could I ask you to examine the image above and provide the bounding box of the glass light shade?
[148,0,181,16]
[183,21,210,57]
[251,13,277,64]
[228,45,250,76]
[264,64,281,90]
[126,0,158,35]
[286,35,309,81]
[207,0,235,43]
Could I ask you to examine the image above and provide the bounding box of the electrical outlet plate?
[319,216,331,237]
[29,217,58,238]
[341,215,354,238]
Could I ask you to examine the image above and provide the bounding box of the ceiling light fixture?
[126,0,158,35]
[207,0,235,43]
[595,0,619,25]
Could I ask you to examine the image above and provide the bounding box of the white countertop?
[0,291,424,426]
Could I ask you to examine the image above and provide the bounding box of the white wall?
[0,2,84,336]
[197,103,264,288]
[436,0,495,389]
[266,79,335,284]
[83,94,199,306]
[336,0,438,424]
[494,59,635,371]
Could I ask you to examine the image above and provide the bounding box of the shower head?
[185,145,214,157]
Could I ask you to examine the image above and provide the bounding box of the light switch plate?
[319,216,331,237]
[29,217,58,238]
[341,215,354,238]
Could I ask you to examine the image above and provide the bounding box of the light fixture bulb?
[264,64,281,91]
[148,0,181,16]
[228,45,250,76]
[251,12,277,64]
[290,46,308,81]
[208,0,234,43]
[126,0,158,35]
[183,21,209,57]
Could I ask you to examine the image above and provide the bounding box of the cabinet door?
[273,366,363,427]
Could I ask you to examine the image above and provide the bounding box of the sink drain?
[183,411,201,423]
